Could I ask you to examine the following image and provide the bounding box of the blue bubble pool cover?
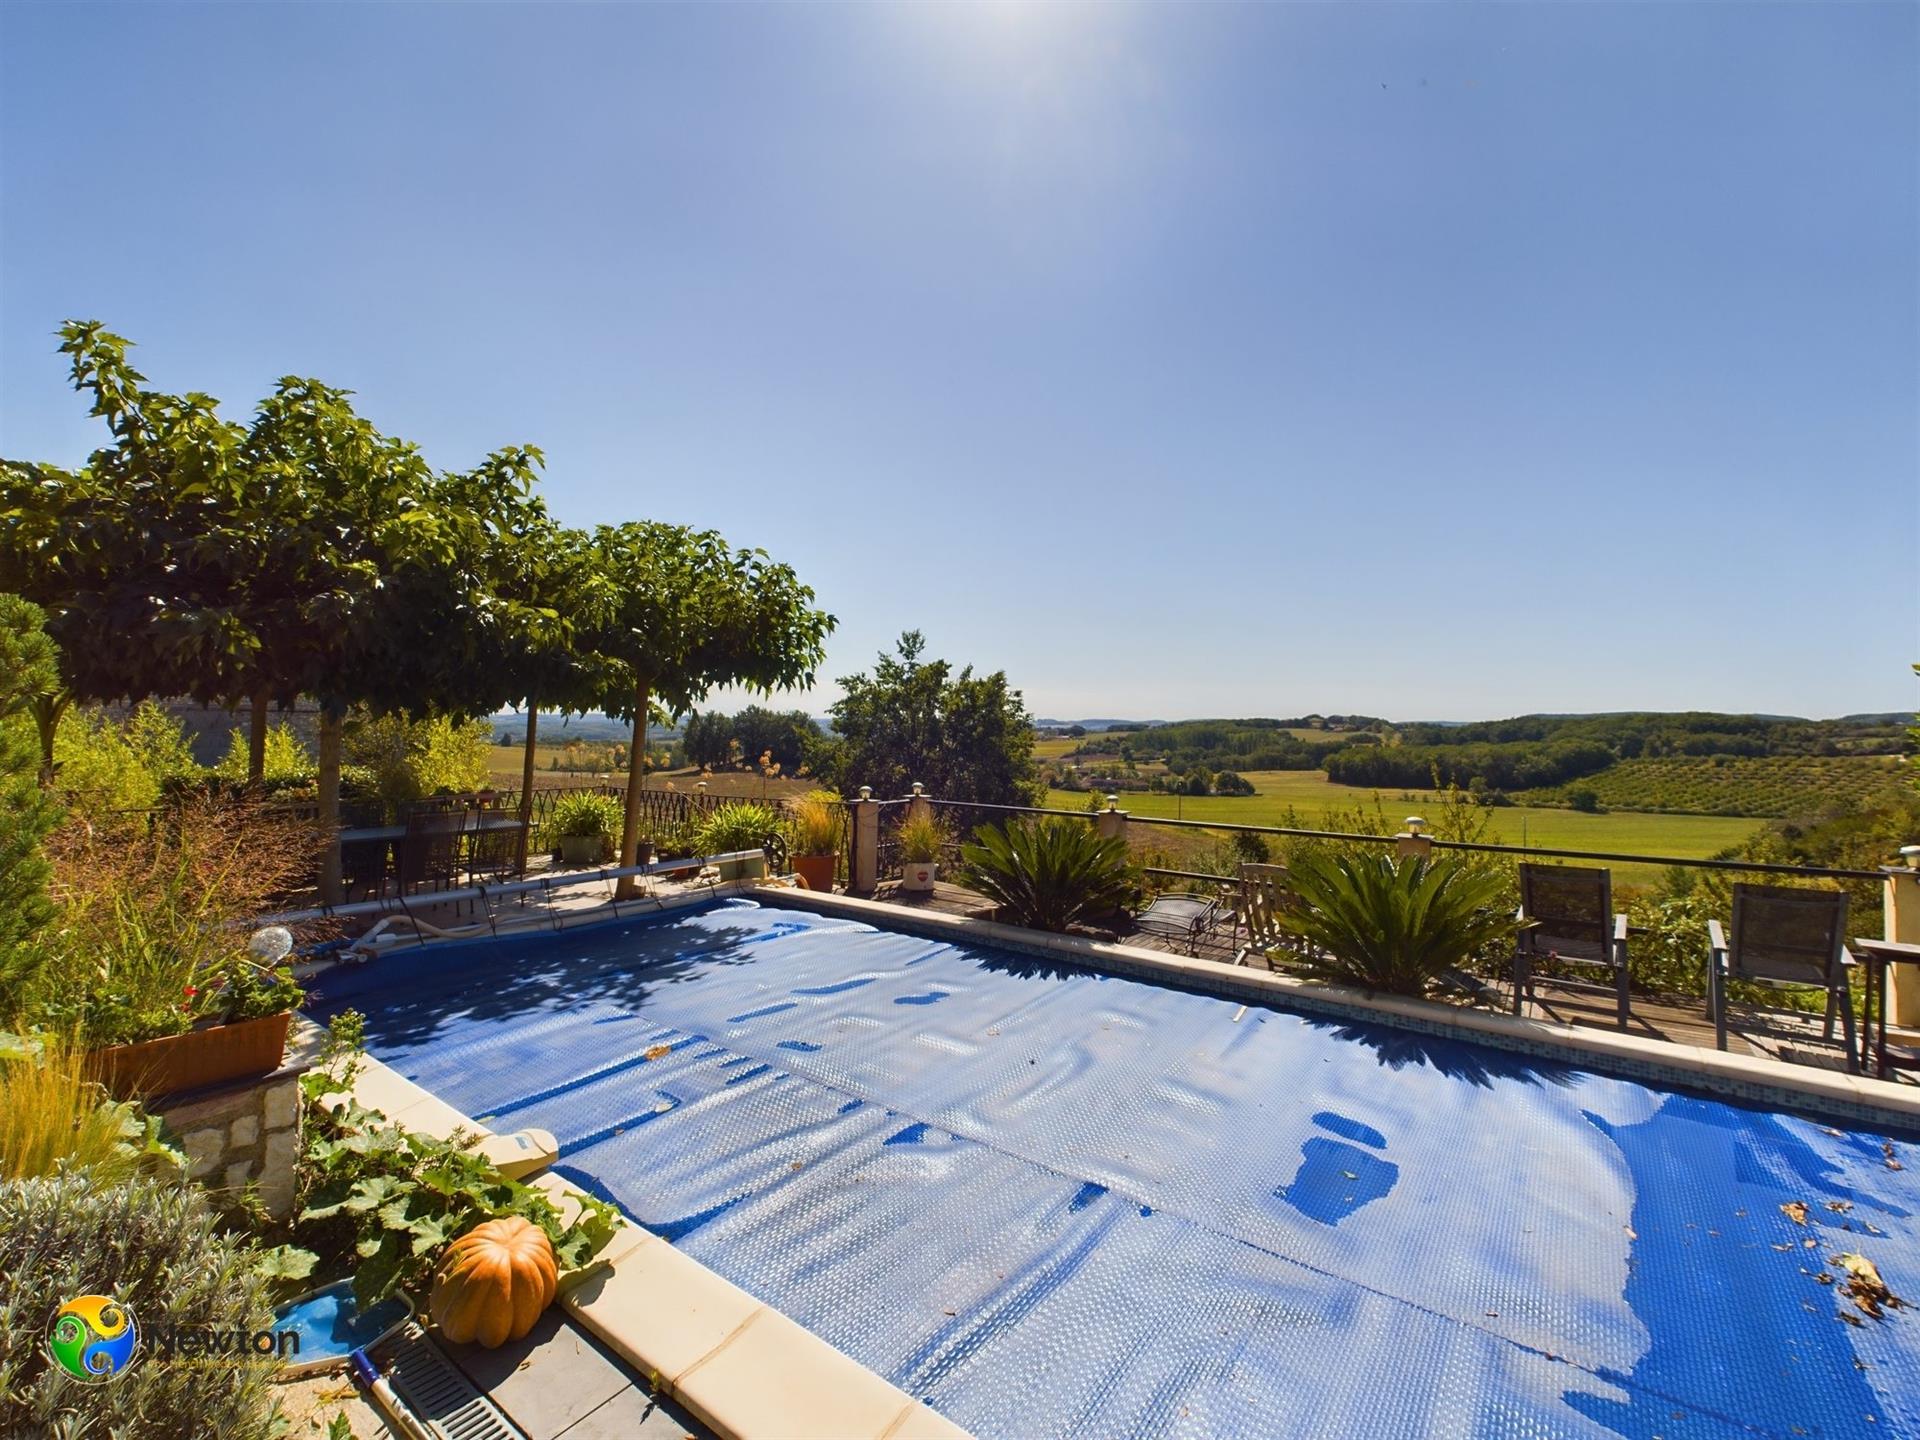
[312,899,1920,1439]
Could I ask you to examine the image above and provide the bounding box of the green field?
[1047,769,1764,886]
[1516,754,1908,818]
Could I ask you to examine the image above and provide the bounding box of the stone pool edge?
[772,887,1920,1133]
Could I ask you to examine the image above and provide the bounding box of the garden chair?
[400,806,466,895]
[1236,863,1306,969]
[1512,863,1630,1030]
[1134,887,1233,955]
[1709,884,1858,1072]
[340,837,391,902]
[466,819,521,885]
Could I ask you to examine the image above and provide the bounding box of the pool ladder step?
[380,1322,526,1440]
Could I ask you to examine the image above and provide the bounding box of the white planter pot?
[901,860,938,892]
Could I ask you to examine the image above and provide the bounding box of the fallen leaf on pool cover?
[645,1044,673,1061]
[1834,1253,1906,1320]
[1781,1201,1809,1225]
[1826,1200,1854,1213]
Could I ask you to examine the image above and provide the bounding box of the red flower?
[183,986,198,997]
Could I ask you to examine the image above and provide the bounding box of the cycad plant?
[1276,850,1521,997]
[959,816,1135,932]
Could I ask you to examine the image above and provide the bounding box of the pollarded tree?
[581,523,833,895]
[242,382,555,900]
[3,323,291,783]
[471,514,613,866]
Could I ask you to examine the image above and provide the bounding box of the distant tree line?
[1086,717,1382,774]
[1323,738,1617,792]
[680,706,820,776]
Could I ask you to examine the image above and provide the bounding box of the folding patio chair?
[1512,863,1631,1029]
[1710,884,1858,1072]
[1236,862,1306,969]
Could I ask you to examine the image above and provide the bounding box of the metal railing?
[925,797,1899,887]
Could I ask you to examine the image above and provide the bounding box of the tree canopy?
[826,631,1039,805]
[580,522,834,883]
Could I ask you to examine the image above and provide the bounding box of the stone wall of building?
[154,1071,303,1218]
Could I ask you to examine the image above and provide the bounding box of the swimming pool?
[313,898,1920,1438]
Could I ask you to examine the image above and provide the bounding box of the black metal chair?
[340,838,391,902]
[400,805,466,895]
[1135,888,1233,956]
[1710,884,1858,1072]
[1512,863,1630,1029]
[466,803,522,885]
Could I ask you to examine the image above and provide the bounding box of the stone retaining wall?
[154,1070,303,1218]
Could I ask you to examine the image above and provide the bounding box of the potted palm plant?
[550,792,625,866]
[897,812,947,892]
[958,816,1134,928]
[786,792,841,892]
[1273,851,1521,997]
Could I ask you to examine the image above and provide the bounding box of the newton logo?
[47,1295,139,1383]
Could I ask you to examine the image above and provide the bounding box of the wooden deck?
[850,881,1906,1082]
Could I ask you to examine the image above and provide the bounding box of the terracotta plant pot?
[89,1011,293,1100]
[792,853,838,892]
[901,860,938,893]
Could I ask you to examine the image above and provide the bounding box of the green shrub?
[0,600,62,1000]
[53,702,200,826]
[0,1174,285,1439]
[550,791,623,842]
[213,722,314,784]
[694,801,782,858]
[1274,851,1522,997]
[958,816,1135,932]
[343,711,493,819]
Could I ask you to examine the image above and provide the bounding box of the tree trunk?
[248,691,269,786]
[517,702,538,872]
[32,691,67,788]
[318,706,344,904]
[615,680,650,899]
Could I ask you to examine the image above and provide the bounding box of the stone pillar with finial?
[1395,816,1433,864]
[1096,794,1128,844]
[851,786,880,894]
[1884,844,1920,1027]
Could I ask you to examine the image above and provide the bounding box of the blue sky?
[2,2,1914,722]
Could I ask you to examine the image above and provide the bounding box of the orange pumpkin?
[430,1216,558,1348]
